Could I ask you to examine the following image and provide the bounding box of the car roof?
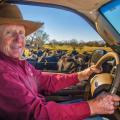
[6,0,110,22]
[26,0,110,11]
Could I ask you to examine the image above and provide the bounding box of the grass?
[43,44,112,54]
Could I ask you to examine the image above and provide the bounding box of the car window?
[14,3,112,72]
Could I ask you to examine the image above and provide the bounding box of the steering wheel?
[90,52,120,120]
[95,52,119,68]
[95,52,120,94]
[85,52,120,99]
[86,52,120,99]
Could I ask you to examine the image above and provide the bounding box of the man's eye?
[19,30,25,35]
[19,31,25,38]
[6,31,11,34]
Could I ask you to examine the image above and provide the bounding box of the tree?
[69,39,78,48]
[26,29,49,48]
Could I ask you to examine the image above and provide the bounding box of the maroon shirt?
[0,52,90,120]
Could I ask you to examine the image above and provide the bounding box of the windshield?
[100,0,120,35]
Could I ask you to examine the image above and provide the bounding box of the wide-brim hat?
[0,4,43,36]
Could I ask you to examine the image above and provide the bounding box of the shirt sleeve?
[32,65,79,93]
[0,71,90,120]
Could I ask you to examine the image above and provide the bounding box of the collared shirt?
[0,52,90,120]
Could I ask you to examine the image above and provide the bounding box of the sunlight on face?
[0,25,25,59]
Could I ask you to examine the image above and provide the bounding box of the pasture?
[43,44,112,54]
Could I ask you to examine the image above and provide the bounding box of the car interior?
[1,0,120,119]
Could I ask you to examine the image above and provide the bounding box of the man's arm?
[0,72,90,120]
[34,70,79,93]
[32,64,100,94]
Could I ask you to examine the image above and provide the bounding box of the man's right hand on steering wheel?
[88,92,120,115]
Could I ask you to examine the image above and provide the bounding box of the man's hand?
[77,65,101,81]
[89,65,102,74]
[88,93,120,115]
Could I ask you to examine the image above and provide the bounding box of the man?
[0,4,120,120]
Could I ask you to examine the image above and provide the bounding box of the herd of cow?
[24,48,93,73]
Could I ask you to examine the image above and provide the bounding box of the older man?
[0,4,120,120]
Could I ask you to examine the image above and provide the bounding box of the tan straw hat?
[0,4,43,36]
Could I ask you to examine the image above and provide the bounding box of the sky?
[18,4,103,42]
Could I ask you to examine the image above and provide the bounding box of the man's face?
[0,24,25,59]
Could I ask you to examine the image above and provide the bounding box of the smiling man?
[0,25,25,58]
[0,3,120,120]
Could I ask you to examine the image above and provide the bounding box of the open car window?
[17,4,102,42]
[9,3,112,73]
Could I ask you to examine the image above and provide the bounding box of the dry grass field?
[43,44,112,54]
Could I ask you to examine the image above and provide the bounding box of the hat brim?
[0,17,43,36]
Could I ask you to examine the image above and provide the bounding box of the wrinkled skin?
[88,92,120,115]
[0,24,25,59]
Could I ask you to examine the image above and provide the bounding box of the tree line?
[25,29,106,48]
